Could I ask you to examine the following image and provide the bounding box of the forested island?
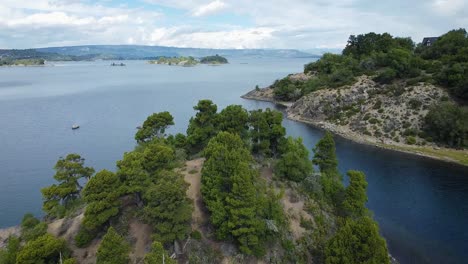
[148,55,228,66]
[0,101,391,263]
[0,58,45,66]
[243,28,468,165]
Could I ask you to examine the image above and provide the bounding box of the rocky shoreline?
[242,86,468,167]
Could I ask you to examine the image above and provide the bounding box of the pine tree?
[82,170,122,230]
[325,217,390,264]
[143,171,192,244]
[342,170,368,218]
[41,154,94,217]
[96,227,130,264]
[186,100,218,153]
[144,241,176,264]
[135,111,174,143]
[276,137,313,182]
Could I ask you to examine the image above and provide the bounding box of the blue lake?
[0,58,467,263]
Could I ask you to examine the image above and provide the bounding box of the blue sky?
[0,0,466,49]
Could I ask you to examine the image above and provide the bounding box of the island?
[200,54,228,64]
[243,28,468,166]
[0,58,45,66]
[148,54,228,67]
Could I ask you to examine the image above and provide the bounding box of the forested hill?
[36,45,316,59]
[247,29,467,154]
[0,101,392,264]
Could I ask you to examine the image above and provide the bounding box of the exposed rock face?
[287,76,449,144]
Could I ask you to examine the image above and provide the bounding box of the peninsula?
[243,29,468,166]
[148,55,228,66]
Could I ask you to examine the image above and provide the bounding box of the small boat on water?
[110,62,126,66]
[72,124,80,130]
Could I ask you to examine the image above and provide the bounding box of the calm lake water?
[0,59,467,263]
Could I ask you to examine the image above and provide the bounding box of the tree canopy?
[135,112,174,143]
[325,217,390,264]
[82,170,122,231]
[41,153,94,218]
[143,171,192,244]
[187,100,218,153]
[96,227,130,264]
[276,137,313,182]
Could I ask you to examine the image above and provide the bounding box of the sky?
[0,0,466,50]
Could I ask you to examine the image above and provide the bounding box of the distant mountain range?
[33,45,317,60]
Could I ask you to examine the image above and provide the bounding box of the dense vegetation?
[271,29,468,148]
[0,58,45,66]
[0,100,390,263]
[199,54,228,64]
[149,56,198,66]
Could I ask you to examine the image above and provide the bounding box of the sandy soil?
[129,219,152,263]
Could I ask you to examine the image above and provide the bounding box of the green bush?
[406,136,417,145]
[75,228,96,248]
[374,68,397,84]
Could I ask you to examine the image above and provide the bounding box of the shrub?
[374,68,397,84]
[406,136,417,145]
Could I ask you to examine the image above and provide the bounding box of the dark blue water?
[0,59,467,263]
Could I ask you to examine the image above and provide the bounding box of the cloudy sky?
[0,0,466,50]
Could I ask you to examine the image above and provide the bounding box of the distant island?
[0,58,45,66]
[243,28,468,166]
[148,55,228,67]
[200,54,228,64]
[148,56,198,66]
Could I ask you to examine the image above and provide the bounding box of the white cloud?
[0,0,466,49]
[431,0,465,15]
[192,0,227,17]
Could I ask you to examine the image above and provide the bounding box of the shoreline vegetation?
[242,28,468,167]
[242,90,468,166]
[0,58,45,66]
[148,54,228,66]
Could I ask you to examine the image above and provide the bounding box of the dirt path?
[181,158,206,231]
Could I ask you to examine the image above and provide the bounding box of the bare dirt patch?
[129,219,152,263]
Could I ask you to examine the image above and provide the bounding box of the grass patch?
[188,169,198,174]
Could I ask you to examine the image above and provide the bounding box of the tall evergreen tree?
[116,150,149,206]
[82,170,122,230]
[313,132,343,204]
[186,100,218,153]
[249,108,286,157]
[96,227,130,264]
[41,154,94,217]
[276,137,313,182]
[325,217,390,264]
[342,170,368,218]
[217,105,249,139]
[143,171,192,244]
[135,111,174,143]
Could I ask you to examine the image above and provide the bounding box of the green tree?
[144,241,176,264]
[249,108,286,156]
[82,170,122,231]
[217,105,249,138]
[0,236,20,264]
[325,217,390,264]
[41,154,95,218]
[20,213,47,242]
[276,137,313,182]
[142,141,176,173]
[201,132,266,255]
[313,132,343,204]
[143,171,192,244]
[342,171,368,218]
[96,227,130,264]
[117,150,149,206]
[16,234,69,264]
[313,132,339,176]
[226,163,264,256]
[135,112,174,143]
[424,102,468,147]
[186,100,218,153]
